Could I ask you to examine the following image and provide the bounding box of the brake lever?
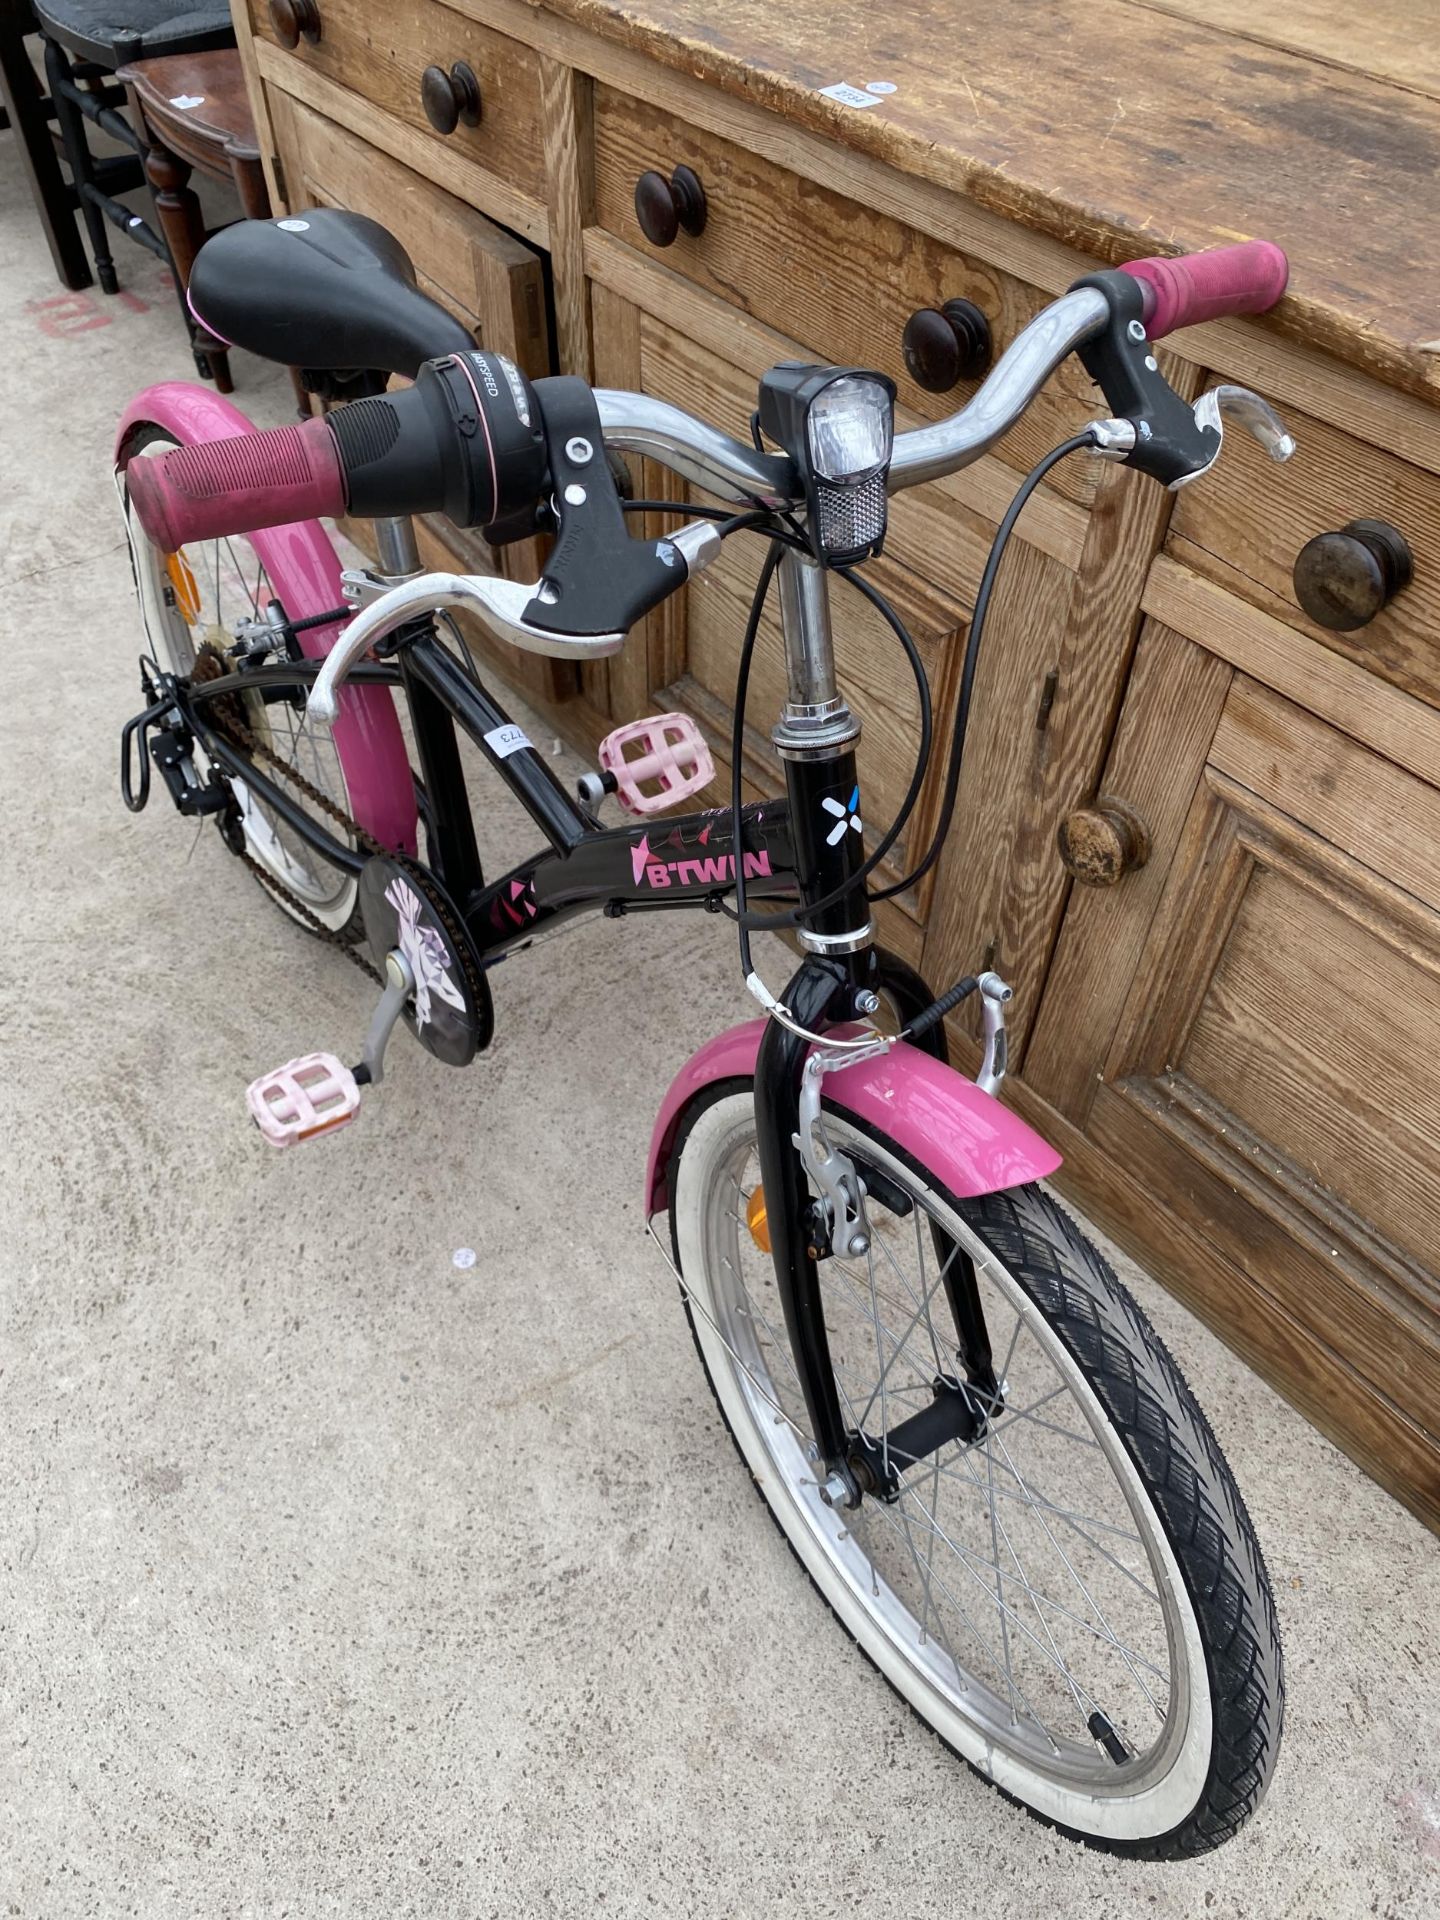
[1090,385,1296,491]
[306,572,625,725]
[1179,385,1297,484]
[1075,270,1301,491]
[306,518,722,726]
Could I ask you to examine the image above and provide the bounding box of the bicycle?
[115,208,1296,1856]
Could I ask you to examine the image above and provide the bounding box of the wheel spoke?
[861,1496,1058,1741]
[854,1243,959,1427]
[683,1116,1226,1817]
[985,1423,1166,1724]
[901,1470,1170,1689]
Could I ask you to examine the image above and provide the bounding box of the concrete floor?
[1,147,1438,1920]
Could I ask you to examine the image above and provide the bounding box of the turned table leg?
[143,134,232,392]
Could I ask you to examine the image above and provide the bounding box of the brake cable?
[721,428,1099,1041]
[870,430,1096,900]
[724,551,933,952]
[626,431,1099,1023]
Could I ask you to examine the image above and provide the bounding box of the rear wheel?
[668,1085,1283,1856]
[118,421,362,939]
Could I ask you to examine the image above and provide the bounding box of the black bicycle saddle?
[187,208,473,379]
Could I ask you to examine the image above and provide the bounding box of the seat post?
[374,515,420,575]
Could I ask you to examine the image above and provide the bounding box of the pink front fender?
[645,1020,1062,1214]
[115,383,417,857]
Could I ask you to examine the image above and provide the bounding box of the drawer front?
[1167,384,1440,709]
[267,91,548,377]
[591,85,1104,505]
[268,91,570,704]
[251,0,545,203]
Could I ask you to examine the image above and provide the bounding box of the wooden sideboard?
[230,0,1440,1526]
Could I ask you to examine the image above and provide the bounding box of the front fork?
[752,956,858,1485]
[752,948,1000,1507]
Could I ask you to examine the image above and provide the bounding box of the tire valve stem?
[1087,1709,1130,1766]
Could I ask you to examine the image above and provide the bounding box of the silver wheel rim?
[123,441,358,927]
[675,1096,1213,1842]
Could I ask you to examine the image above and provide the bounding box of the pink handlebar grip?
[1120,241,1289,340]
[125,416,347,552]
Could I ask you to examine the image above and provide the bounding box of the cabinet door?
[1030,633,1440,1522]
[266,89,572,705]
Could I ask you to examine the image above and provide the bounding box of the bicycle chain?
[190,647,487,1019]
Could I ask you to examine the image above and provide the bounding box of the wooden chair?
[0,0,89,287]
[29,0,232,297]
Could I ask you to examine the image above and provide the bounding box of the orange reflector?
[746,1186,770,1253]
[165,551,201,624]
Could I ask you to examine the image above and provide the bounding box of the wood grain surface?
[1169,384,1440,710]
[249,0,547,198]
[509,0,1440,400]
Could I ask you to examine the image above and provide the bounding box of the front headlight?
[757,362,898,565]
[806,375,894,483]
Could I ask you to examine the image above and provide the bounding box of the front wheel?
[668,1084,1283,1856]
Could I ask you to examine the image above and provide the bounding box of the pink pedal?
[246,1051,361,1148]
[598,712,714,815]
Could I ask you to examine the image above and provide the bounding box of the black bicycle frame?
[178,625,822,959]
[176,609,943,1494]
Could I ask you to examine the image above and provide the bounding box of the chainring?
[359,855,492,1067]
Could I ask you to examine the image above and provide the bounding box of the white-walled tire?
[667,1083,1283,1856]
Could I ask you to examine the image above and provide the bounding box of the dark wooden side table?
[118,45,301,401]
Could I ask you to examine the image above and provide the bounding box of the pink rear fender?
[115,382,417,858]
[645,1020,1062,1215]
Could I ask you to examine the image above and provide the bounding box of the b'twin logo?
[631,835,772,889]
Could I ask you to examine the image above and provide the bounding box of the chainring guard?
[358,855,492,1066]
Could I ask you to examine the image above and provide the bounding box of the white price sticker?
[818,82,880,109]
[485,723,532,759]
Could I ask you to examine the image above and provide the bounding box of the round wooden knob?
[269,0,321,49]
[633,165,707,247]
[420,60,482,135]
[902,299,993,392]
[1292,518,1413,631]
[1057,798,1151,887]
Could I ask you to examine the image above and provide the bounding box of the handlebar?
[124,284,1118,546]
[126,416,346,553]
[123,244,1290,560]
